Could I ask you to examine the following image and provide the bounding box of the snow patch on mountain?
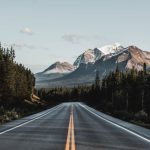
[98,43,124,55]
[44,68,70,74]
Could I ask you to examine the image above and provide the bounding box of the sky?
[0,0,150,73]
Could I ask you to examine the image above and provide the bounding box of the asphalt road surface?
[0,102,150,150]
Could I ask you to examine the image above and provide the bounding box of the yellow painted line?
[71,110,76,150]
[65,106,76,150]
[65,114,72,150]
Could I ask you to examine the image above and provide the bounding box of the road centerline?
[65,105,76,150]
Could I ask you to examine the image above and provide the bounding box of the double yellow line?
[65,106,76,150]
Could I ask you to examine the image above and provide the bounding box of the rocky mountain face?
[125,46,150,70]
[35,44,150,88]
[43,61,75,74]
[35,61,75,83]
[73,48,103,67]
[73,43,123,67]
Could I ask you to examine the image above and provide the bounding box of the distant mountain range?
[35,43,150,88]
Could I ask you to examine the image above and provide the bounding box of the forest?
[37,64,150,127]
[0,44,43,124]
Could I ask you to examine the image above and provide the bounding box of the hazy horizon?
[0,0,150,73]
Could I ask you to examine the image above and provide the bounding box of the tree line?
[37,64,150,124]
[0,43,35,107]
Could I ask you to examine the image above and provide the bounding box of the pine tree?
[95,70,100,88]
[143,63,147,75]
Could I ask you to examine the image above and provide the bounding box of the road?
[0,102,150,150]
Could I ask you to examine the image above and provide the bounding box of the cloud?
[12,43,35,49]
[20,27,33,35]
[4,43,48,51]
[62,34,102,44]
[62,34,85,44]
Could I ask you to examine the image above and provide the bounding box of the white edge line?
[0,104,62,135]
[79,103,150,143]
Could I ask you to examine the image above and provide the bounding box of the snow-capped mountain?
[73,48,103,67]
[35,43,150,88]
[74,43,124,67]
[93,45,150,75]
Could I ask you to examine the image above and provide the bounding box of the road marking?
[0,104,62,135]
[79,103,150,143]
[71,107,75,150]
[65,113,72,150]
[65,106,76,150]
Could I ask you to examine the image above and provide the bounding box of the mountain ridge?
[35,43,150,88]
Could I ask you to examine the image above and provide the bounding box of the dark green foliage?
[95,70,100,88]
[0,44,44,124]
[0,44,35,107]
[143,63,147,75]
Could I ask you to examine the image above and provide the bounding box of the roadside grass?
[0,107,20,124]
[0,99,47,125]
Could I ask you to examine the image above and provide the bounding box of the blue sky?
[0,0,150,73]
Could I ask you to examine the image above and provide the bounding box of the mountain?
[43,61,75,74]
[93,46,150,75]
[35,61,75,83]
[35,44,150,88]
[125,46,150,70]
[73,43,123,67]
[73,48,103,67]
